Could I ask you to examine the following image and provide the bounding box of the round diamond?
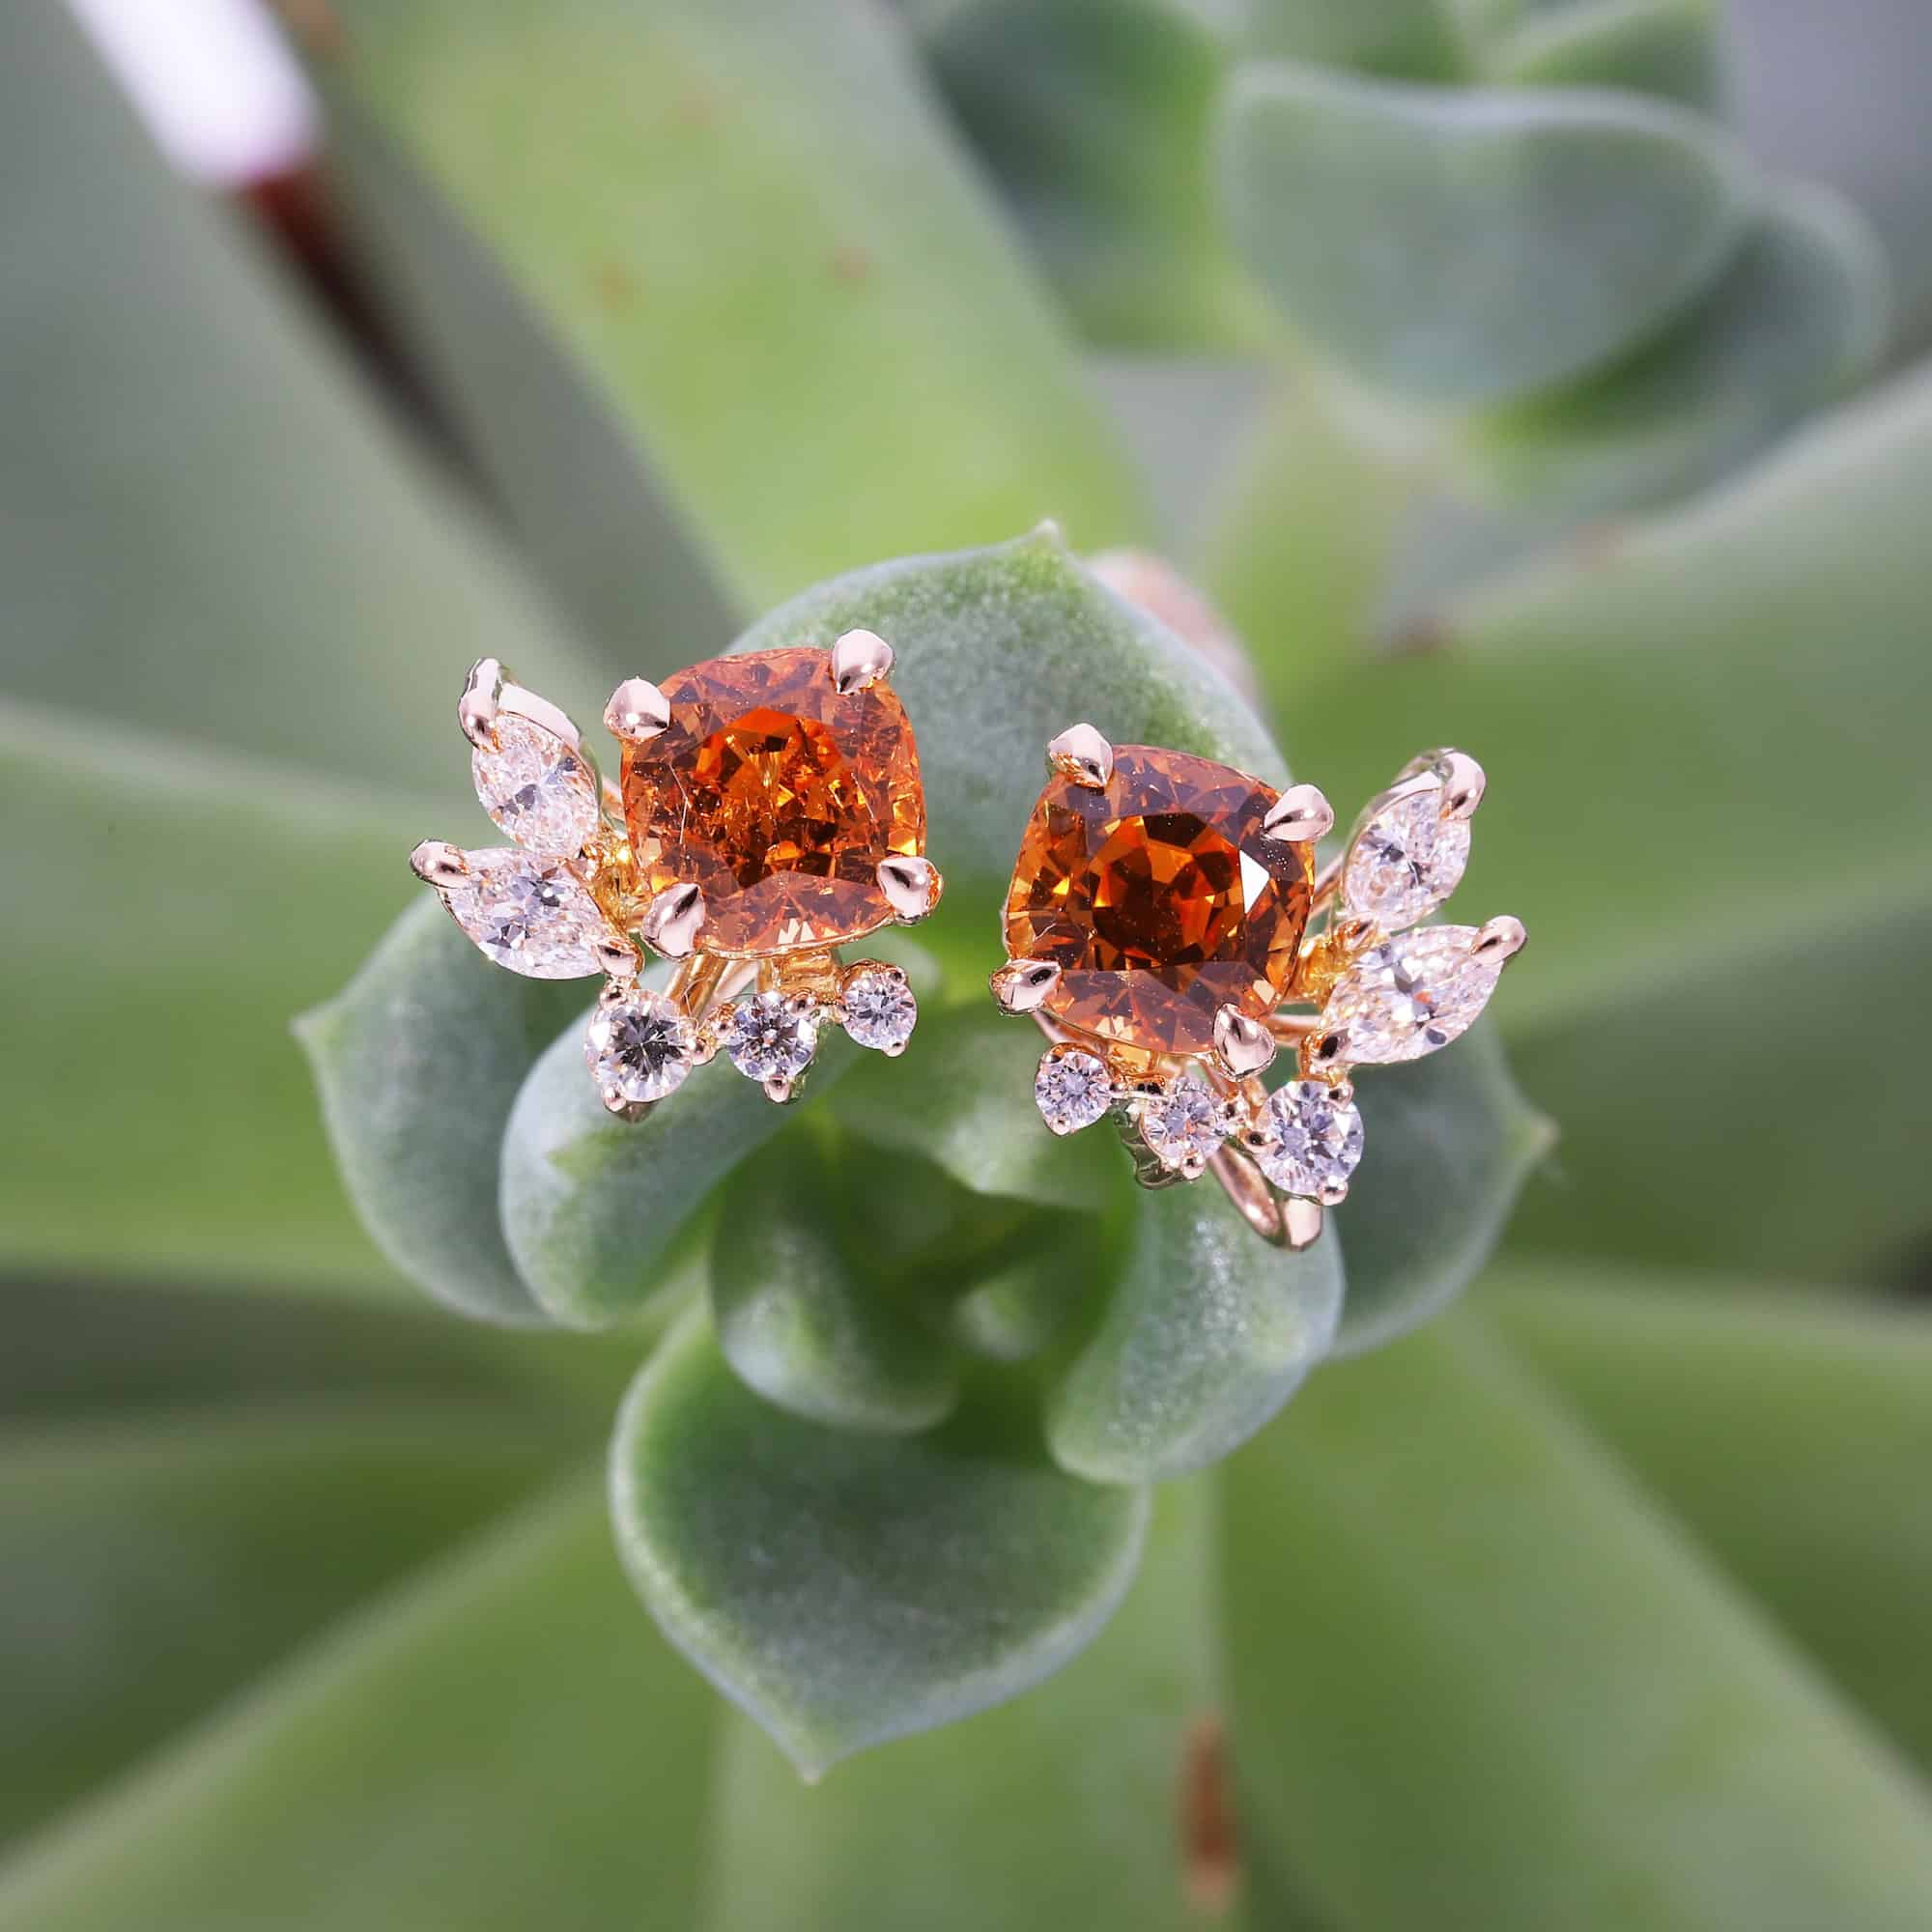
[1343,787,1471,929]
[1255,1080,1364,1198]
[1321,925,1504,1065]
[1136,1078,1225,1172]
[839,967,917,1053]
[584,991,697,1105]
[442,847,611,978]
[724,990,819,1083]
[471,713,600,858]
[1034,1049,1112,1136]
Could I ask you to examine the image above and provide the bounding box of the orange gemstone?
[1005,746,1312,1056]
[621,646,924,957]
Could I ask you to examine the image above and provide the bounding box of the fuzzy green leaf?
[1245,0,1473,82]
[610,1312,1148,1776]
[1464,184,1889,517]
[1217,60,1753,405]
[1332,1031,1553,1353]
[1220,1316,1932,1931]
[0,1399,569,1851]
[708,1134,959,1434]
[920,0,1264,350]
[498,1009,852,1330]
[1489,1262,1932,1773]
[702,1480,1231,1930]
[297,900,585,1324]
[0,1485,716,1932]
[321,0,1147,606]
[1045,1181,1343,1483]
[1489,0,1722,109]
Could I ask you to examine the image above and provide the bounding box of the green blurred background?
[2,0,1929,1926]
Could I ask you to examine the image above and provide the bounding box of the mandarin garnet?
[620,645,925,957]
[1005,746,1313,1057]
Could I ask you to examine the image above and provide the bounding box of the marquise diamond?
[1343,787,1470,930]
[1321,925,1504,1065]
[471,713,600,858]
[440,848,612,979]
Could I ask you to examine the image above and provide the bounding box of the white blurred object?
[66,0,317,187]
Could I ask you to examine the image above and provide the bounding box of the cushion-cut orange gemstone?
[1005,746,1312,1056]
[621,646,925,957]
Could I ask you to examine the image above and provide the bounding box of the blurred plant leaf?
[0,1,598,811]
[610,1312,1149,1776]
[701,1478,1235,1929]
[1488,0,1722,108]
[0,705,410,1294]
[0,1398,570,1851]
[320,0,1148,606]
[498,1009,849,1330]
[1463,183,1889,518]
[1220,1315,1932,1931]
[919,0,1264,350]
[1045,1183,1343,1483]
[1488,1261,1932,1771]
[708,1134,959,1434]
[297,900,586,1324]
[320,100,742,676]
[1244,0,1473,81]
[0,1484,716,1932]
[1216,60,1752,405]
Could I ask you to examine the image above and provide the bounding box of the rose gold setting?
[409,635,932,1117]
[994,733,1524,1246]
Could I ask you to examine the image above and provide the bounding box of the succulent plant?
[4,2,1931,1929]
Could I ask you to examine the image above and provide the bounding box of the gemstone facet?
[1034,1048,1113,1136]
[470,713,600,858]
[1004,746,1313,1057]
[584,991,698,1105]
[439,847,612,979]
[838,966,918,1053]
[1343,785,1470,930]
[723,990,819,1085]
[1254,1080,1365,1197]
[619,646,925,958]
[1136,1078,1226,1171]
[1321,925,1505,1065]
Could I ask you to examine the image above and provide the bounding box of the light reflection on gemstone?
[839,967,918,1053]
[724,990,819,1084]
[1254,1081,1364,1197]
[1136,1078,1225,1170]
[440,847,611,979]
[471,713,600,858]
[1321,925,1504,1065]
[584,991,698,1104]
[1034,1048,1112,1136]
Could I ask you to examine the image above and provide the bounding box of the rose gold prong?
[1047,723,1114,789]
[410,839,469,888]
[761,1073,800,1105]
[1178,1150,1209,1181]
[1434,749,1487,822]
[1473,914,1528,960]
[990,958,1061,1015]
[877,854,942,923]
[642,883,707,959]
[1318,1179,1350,1208]
[1263,1011,1319,1044]
[496,682,583,751]
[1284,1198,1324,1250]
[1264,781,1334,843]
[828,628,895,694]
[459,660,503,749]
[600,1084,651,1123]
[1212,1004,1276,1078]
[593,934,641,980]
[604,677,671,743]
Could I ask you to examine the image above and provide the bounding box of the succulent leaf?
[1217,59,1754,405]
[1045,1182,1345,1484]
[610,1312,1150,1776]
[1245,0,1473,82]
[1488,0,1723,109]
[297,900,585,1324]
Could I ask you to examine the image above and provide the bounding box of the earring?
[991,728,1523,1248]
[412,634,940,1118]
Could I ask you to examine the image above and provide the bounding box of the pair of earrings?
[412,634,1523,1248]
